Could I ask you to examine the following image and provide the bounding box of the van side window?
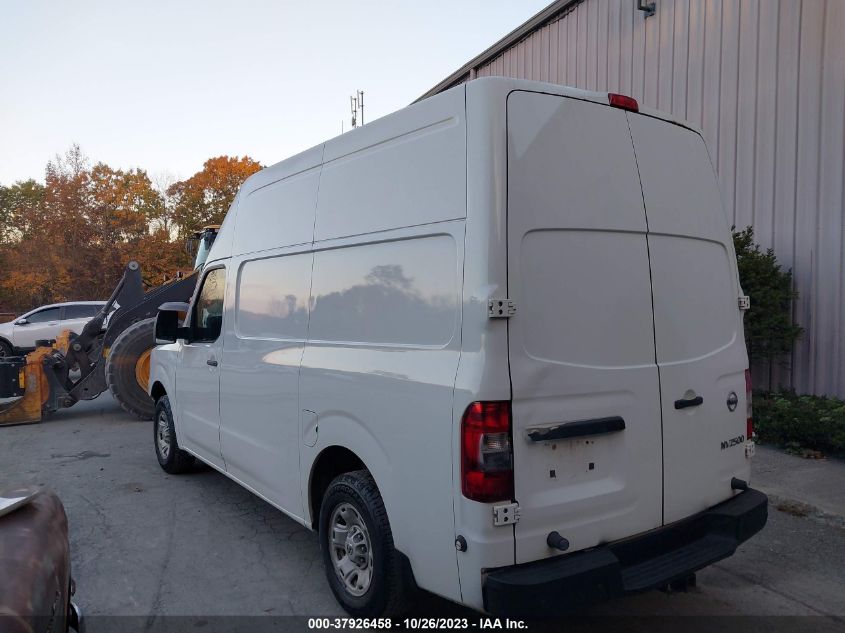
[193,268,226,342]
[309,236,458,346]
[236,253,312,340]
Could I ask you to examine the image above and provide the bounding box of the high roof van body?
[149,78,767,617]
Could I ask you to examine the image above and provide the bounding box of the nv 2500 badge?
[721,434,746,450]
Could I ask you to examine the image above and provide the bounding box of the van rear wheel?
[319,470,412,617]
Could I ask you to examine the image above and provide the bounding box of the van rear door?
[628,114,750,524]
[506,92,663,564]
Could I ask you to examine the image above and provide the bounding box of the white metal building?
[420,0,845,397]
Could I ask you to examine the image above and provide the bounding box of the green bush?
[753,390,845,455]
[733,227,803,368]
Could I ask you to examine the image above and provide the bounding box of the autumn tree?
[132,226,193,287]
[167,155,262,237]
[0,145,186,310]
[0,147,91,308]
[0,147,255,314]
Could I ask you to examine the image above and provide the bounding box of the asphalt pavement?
[1,394,843,633]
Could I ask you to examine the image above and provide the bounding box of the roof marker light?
[608,93,639,113]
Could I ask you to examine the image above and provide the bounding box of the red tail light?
[461,401,514,503]
[608,93,639,112]
[745,369,753,439]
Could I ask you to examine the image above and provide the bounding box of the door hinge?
[492,502,520,526]
[488,299,516,319]
[738,296,751,311]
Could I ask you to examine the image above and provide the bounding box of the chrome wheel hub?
[156,410,171,460]
[329,503,373,596]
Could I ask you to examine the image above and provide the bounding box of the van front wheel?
[319,471,412,617]
[153,395,195,474]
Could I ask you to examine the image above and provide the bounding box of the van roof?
[206,78,701,265]
[466,77,703,135]
[237,77,699,201]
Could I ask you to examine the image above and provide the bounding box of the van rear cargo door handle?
[206,358,218,367]
[674,396,703,410]
[526,416,625,442]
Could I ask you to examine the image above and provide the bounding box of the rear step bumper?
[483,488,768,617]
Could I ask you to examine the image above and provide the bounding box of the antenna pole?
[348,90,365,128]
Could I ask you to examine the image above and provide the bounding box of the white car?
[149,78,767,617]
[0,302,106,358]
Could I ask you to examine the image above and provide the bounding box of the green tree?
[0,180,47,311]
[0,179,46,243]
[733,226,803,373]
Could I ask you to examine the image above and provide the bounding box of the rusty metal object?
[0,488,73,633]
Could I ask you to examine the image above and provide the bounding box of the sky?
[0,0,550,186]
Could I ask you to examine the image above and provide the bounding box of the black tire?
[153,395,195,474]
[319,470,413,617]
[105,318,156,420]
[0,339,13,358]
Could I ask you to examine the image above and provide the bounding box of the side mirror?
[14,318,28,326]
[155,302,191,344]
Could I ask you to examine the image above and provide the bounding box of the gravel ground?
[1,394,843,632]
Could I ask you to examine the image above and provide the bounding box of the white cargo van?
[149,78,767,617]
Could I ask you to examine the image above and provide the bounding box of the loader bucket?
[0,348,52,426]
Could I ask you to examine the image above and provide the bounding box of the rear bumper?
[483,488,768,617]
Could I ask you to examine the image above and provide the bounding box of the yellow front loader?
[0,226,218,426]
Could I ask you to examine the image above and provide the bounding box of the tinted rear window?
[27,307,61,323]
[64,304,102,319]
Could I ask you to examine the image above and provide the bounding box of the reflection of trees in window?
[365,264,413,290]
[240,293,308,339]
[311,264,455,345]
[268,294,301,319]
[195,269,225,339]
[236,255,313,340]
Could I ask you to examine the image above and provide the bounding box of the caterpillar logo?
[721,434,745,450]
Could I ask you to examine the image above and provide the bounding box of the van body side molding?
[525,416,626,442]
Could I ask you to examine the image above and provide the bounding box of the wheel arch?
[308,445,369,530]
[0,336,14,354]
[147,344,178,401]
[150,380,166,403]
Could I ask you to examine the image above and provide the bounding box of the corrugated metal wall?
[470,0,845,396]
